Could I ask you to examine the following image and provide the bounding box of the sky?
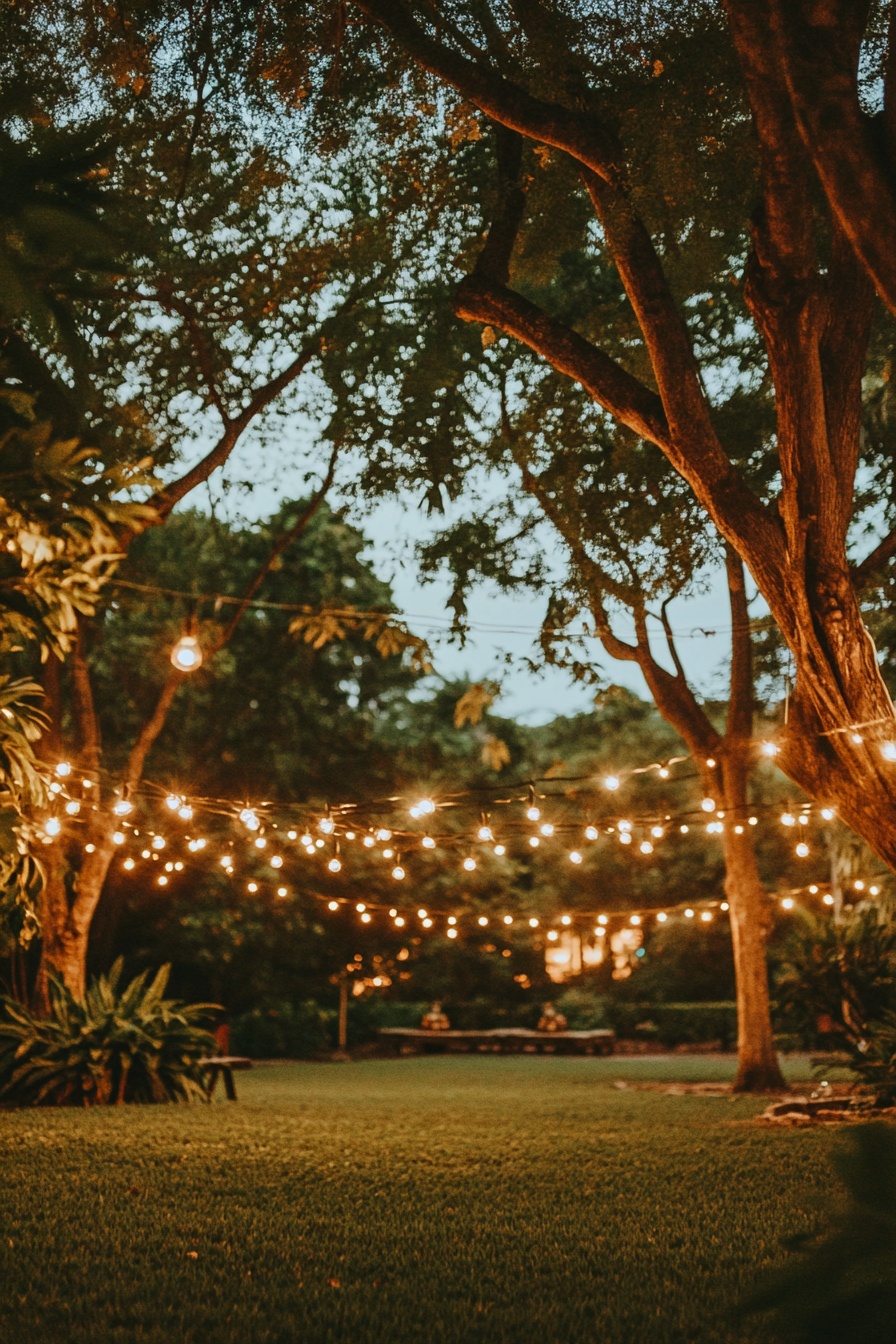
[212,433,737,725]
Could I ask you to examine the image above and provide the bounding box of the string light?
[569,851,582,864]
[463,857,477,871]
[170,633,203,673]
[113,799,133,817]
[44,817,61,837]
[421,836,436,849]
[604,775,620,791]
[55,762,72,778]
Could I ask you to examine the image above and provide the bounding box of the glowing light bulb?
[526,805,541,821]
[720,901,729,911]
[394,916,405,927]
[85,843,95,853]
[795,842,810,857]
[383,848,394,859]
[685,908,695,918]
[123,858,135,871]
[781,897,794,910]
[240,808,259,831]
[528,917,539,928]
[287,830,297,840]
[356,903,366,913]
[761,741,778,757]
[463,857,476,871]
[170,634,202,672]
[152,835,165,850]
[700,911,712,922]
[820,807,834,821]
[447,927,458,939]
[269,855,282,868]
[417,909,427,919]
[178,805,193,821]
[65,800,81,816]
[392,865,406,880]
[823,893,835,905]
[748,816,758,826]
[734,825,744,835]
[277,886,288,897]
[328,900,339,911]
[604,775,620,791]
[376,829,392,842]
[447,916,457,926]
[547,930,559,942]
[247,882,258,893]
[319,817,335,835]
[595,926,605,937]
[851,732,863,745]
[528,837,540,848]
[422,917,433,928]
[871,884,880,896]
[49,781,62,795]
[658,766,670,779]
[630,915,641,926]
[55,762,72,778]
[421,835,436,849]
[569,850,583,864]
[477,916,488,927]
[701,798,715,813]
[597,915,608,925]
[113,799,132,817]
[781,813,796,827]
[540,823,554,837]
[157,875,168,886]
[706,757,716,768]
[477,825,493,841]
[656,911,667,923]
[328,858,342,873]
[44,817,61,837]
[254,836,267,849]
[165,794,181,811]
[315,839,324,850]
[854,880,865,891]
[639,841,653,854]
[680,824,689,834]
[651,826,664,839]
[494,844,506,856]
[503,915,513,925]
[561,915,572,925]
[585,825,599,841]
[361,912,372,923]
[112,831,125,845]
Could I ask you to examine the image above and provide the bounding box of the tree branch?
[208,442,340,653]
[71,623,101,781]
[725,546,754,746]
[353,0,620,178]
[769,0,896,313]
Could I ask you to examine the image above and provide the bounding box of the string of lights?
[109,576,781,643]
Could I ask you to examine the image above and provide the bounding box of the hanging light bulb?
[170,633,203,673]
[526,805,541,821]
[463,857,477,871]
[113,798,133,817]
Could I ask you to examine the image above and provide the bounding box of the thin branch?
[208,442,340,653]
[122,669,181,792]
[725,546,754,745]
[658,599,687,683]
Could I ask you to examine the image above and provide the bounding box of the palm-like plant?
[0,959,217,1105]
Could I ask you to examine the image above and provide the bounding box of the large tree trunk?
[35,836,115,1008]
[719,760,786,1092]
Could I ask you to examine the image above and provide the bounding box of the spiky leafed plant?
[0,959,217,1105]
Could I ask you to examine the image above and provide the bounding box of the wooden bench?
[199,1055,253,1101]
[378,1027,615,1056]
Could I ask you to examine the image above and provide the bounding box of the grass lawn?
[0,1055,845,1343]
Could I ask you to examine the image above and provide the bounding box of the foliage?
[0,959,215,1106]
[0,389,155,658]
[0,676,48,950]
[744,1125,896,1344]
[230,1000,332,1060]
[775,907,896,1103]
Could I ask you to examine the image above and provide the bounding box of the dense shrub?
[230,1001,332,1058]
[0,960,215,1106]
[604,1000,737,1048]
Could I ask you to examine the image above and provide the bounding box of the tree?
[311,1,896,871]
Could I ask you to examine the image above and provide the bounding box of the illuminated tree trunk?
[35,835,114,1007]
[718,759,785,1092]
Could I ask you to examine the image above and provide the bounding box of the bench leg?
[223,1067,238,1101]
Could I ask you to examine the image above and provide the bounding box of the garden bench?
[377,1027,615,1056]
[199,1055,253,1101]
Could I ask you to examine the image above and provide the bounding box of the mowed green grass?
[0,1056,841,1343]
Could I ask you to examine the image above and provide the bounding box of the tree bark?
[718,757,786,1091]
